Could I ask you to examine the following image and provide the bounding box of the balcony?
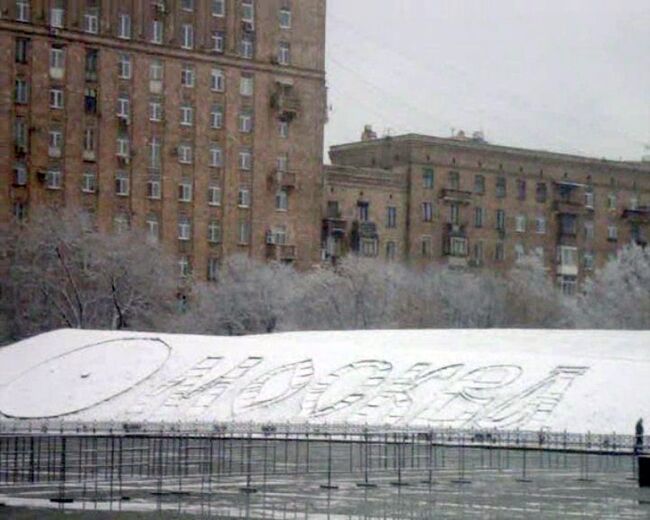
[439,188,472,204]
[322,215,347,237]
[352,221,378,239]
[268,169,298,190]
[553,181,588,214]
[270,89,301,121]
[622,207,650,223]
[266,243,297,262]
[445,223,467,237]
[443,223,468,261]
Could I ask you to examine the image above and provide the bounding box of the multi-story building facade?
[0,0,327,279]
[324,130,650,294]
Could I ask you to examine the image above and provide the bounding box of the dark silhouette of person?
[636,418,644,454]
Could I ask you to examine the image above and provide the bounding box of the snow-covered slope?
[0,329,647,434]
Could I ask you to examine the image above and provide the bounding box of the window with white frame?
[50,46,65,72]
[115,171,129,196]
[13,163,27,186]
[14,118,28,150]
[150,59,163,81]
[178,256,191,277]
[360,238,378,257]
[84,10,99,33]
[421,236,432,258]
[422,202,433,222]
[49,88,64,109]
[279,120,289,138]
[239,109,253,133]
[150,99,163,122]
[515,214,527,233]
[151,20,163,44]
[83,127,95,155]
[181,24,194,49]
[208,184,221,206]
[211,68,225,91]
[210,104,223,129]
[181,64,195,87]
[607,225,618,241]
[279,7,291,29]
[178,180,192,202]
[113,214,130,234]
[209,144,223,167]
[16,0,30,22]
[149,137,161,169]
[180,104,193,126]
[178,143,193,164]
[275,188,288,211]
[178,218,192,241]
[558,246,578,267]
[118,53,131,79]
[278,42,291,65]
[212,31,225,53]
[584,251,595,270]
[585,190,594,208]
[271,226,287,245]
[146,215,159,242]
[238,187,251,207]
[118,14,131,39]
[46,168,62,189]
[607,193,617,210]
[207,258,219,282]
[630,196,639,211]
[48,128,63,157]
[50,6,64,28]
[239,149,252,170]
[495,242,505,262]
[559,276,577,296]
[386,241,396,261]
[240,34,254,59]
[242,0,254,23]
[208,220,221,243]
[238,220,250,244]
[451,237,468,257]
[147,177,161,199]
[181,0,194,11]
[240,74,254,96]
[82,170,96,193]
[474,207,485,228]
[514,243,525,261]
[584,221,594,240]
[212,0,225,17]
[277,154,288,172]
[535,216,547,234]
[15,78,29,104]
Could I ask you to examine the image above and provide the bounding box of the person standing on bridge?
[636,418,644,455]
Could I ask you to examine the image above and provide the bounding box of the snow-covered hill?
[0,329,647,434]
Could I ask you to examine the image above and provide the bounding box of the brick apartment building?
[323,129,650,294]
[0,0,327,279]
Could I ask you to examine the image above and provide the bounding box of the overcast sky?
[324,0,650,161]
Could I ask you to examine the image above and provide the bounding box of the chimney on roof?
[361,125,378,142]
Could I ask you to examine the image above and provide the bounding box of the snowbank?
[0,329,648,434]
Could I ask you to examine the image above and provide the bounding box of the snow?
[0,328,648,434]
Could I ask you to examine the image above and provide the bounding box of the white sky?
[324,0,650,161]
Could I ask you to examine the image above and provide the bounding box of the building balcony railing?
[270,91,301,121]
[622,207,650,223]
[323,216,347,237]
[266,243,297,262]
[439,188,472,204]
[553,199,586,214]
[268,169,298,190]
[352,221,378,239]
[444,223,467,237]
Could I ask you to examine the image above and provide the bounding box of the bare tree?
[0,209,178,340]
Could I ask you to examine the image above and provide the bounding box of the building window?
[496,209,506,231]
[607,225,618,241]
[150,99,163,122]
[536,216,547,234]
[49,46,65,77]
[81,171,96,193]
[559,214,577,236]
[275,189,289,211]
[359,238,378,257]
[150,60,163,82]
[50,5,64,28]
[49,88,64,109]
[210,104,224,129]
[240,74,254,97]
[472,241,484,265]
[422,202,433,222]
[84,10,99,34]
[212,31,225,53]
[357,201,369,222]
[515,214,527,233]
[114,214,130,234]
[178,217,192,241]
[84,87,98,114]
[238,187,251,208]
[240,34,255,59]
[15,78,29,104]
[13,118,28,151]
[178,180,192,202]
[209,144,223,168]
[212,0,225,17]
[536,182,547,203]
[180,104,194,126]
[495,242,505,262]
[178,144,193,164]
[148,137,162,169]
[207,258,220,282]
[13,163,28,186]
[583,251,595,271]
[239,149,252,170]
[238,220,251,245]
[517,179,527,200]
[48,128,63,157]
[278,42,291,65]
[585,191,595,209]
[115,171,129,196]
[239,109,253,133]
[83,127,96,156]
[387,206,397,228]
[181,0,194,11]
[46,168,62,189]
[421,236,432,258]
[496,177,507,198]
[15,38,29,64]
[118,53,131,79]
[146,215,159,242]
[279,120,289,139]
[474,174,485,195]
[242,0,254,23]
[279,7,291,29]
[448,170,460,190]
[118,14,131,39]
[85,49,98,82]
[181,24,194,49]
[584,221,594,240]
[178,256,191,277]
[474,207,484,228]
[211,68,225,92]
[147,177,162,199]
[514,243,525,262]
[558,245,578,268]
[208,184,221,206]
[630,196,639,211]
[16,0,30,22]
[151,20,164,44]
[559,276,577,296]
[386,241,396,261]
[181,64,195,88]
[450,237,468,257]
[607,193,617,210]
[208,220,221,244]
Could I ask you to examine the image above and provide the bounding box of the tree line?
[1,209,648,343]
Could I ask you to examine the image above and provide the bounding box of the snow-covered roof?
[0,329,648,434]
